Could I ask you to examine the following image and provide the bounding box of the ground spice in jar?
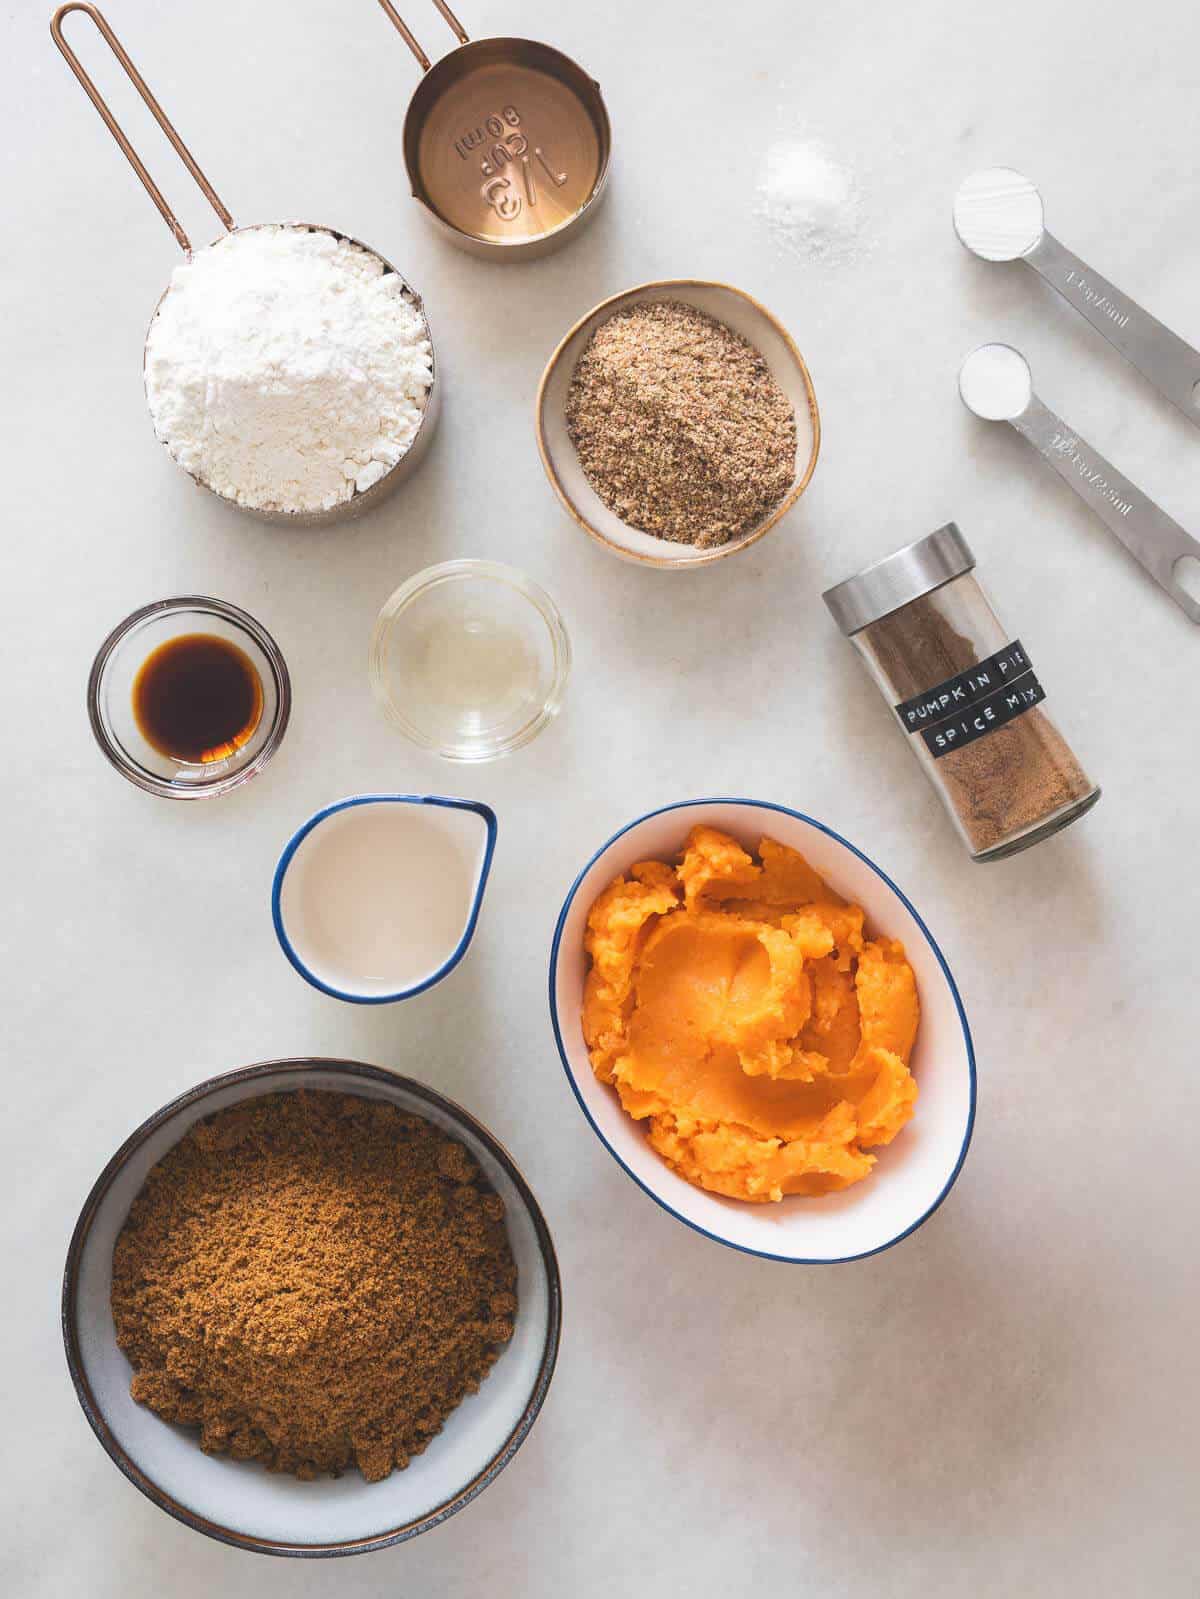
[111,1091,517,1483]
[824,524,1099,860]
[564,300,797,548]
[859,591,1097,855]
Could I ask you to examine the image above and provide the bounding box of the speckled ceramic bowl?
[62,1059,561,1557]
[535,280,820,568]
[549,799,975,1262]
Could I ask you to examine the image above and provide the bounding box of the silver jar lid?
[822,522,976,636]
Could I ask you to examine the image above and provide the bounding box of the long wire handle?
[375,0,469,73]
[431,0,469,43]
[50,2,233,255]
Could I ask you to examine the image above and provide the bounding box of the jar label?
[893,640,1045,759]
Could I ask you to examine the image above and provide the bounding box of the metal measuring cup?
[376,0,612,260]
[51,3,439,527]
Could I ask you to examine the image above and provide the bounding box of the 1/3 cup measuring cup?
[51,3,439,525]
[375,0,612,259]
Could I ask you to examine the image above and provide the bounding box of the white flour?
[756,138,865,265]
[144,225,432,515]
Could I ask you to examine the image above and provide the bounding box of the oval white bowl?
[63,1059,560,1557]
[549,800,975,1263]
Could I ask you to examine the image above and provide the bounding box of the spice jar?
[823,523,1099,861]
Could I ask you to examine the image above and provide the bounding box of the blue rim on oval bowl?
[272,795,497,1004]
[548,799,976,1264]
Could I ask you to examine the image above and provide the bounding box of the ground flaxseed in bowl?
[564,299,798,549]
[110,1090,517,1483]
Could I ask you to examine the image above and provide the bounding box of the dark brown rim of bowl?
[61,1058,563,1559]
[534,279,822,568]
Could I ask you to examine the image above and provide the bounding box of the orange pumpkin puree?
[582,827,919,1202]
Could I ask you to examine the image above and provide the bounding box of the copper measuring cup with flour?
[375,0,612,259]
[51,3,439,526]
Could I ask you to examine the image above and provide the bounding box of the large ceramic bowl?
[62,1059,561,1557]
[549,800,975,1263]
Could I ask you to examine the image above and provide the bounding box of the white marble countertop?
[5,0,1197,1593]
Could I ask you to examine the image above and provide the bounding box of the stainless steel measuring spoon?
[958,342,1200,624]
[954,169,1200,424]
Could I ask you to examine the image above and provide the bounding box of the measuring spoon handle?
[1011,396,1200,624]
[1025,232,1200,422]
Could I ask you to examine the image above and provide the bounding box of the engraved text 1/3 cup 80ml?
[376,0,612,260]
[823,523,1100,861]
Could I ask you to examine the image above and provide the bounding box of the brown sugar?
[111,1091,517,1483]
[565,299,797,548]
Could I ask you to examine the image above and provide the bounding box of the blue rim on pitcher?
[272,794,497,1004]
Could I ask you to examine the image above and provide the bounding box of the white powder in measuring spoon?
[958,343,1034,421]
[144,225,432,515]
[756,139,865,264]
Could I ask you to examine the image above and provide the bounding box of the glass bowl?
[369,561,571,762]
[87,596,291,799]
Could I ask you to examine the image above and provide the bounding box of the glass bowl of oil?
[370,561,571,762]
[87,596,291,799]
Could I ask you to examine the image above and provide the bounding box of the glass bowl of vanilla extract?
[87,597,291,799]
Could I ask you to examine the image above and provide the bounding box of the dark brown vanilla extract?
[132,633,263,764]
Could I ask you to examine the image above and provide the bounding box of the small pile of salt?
[756,140,865,265]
